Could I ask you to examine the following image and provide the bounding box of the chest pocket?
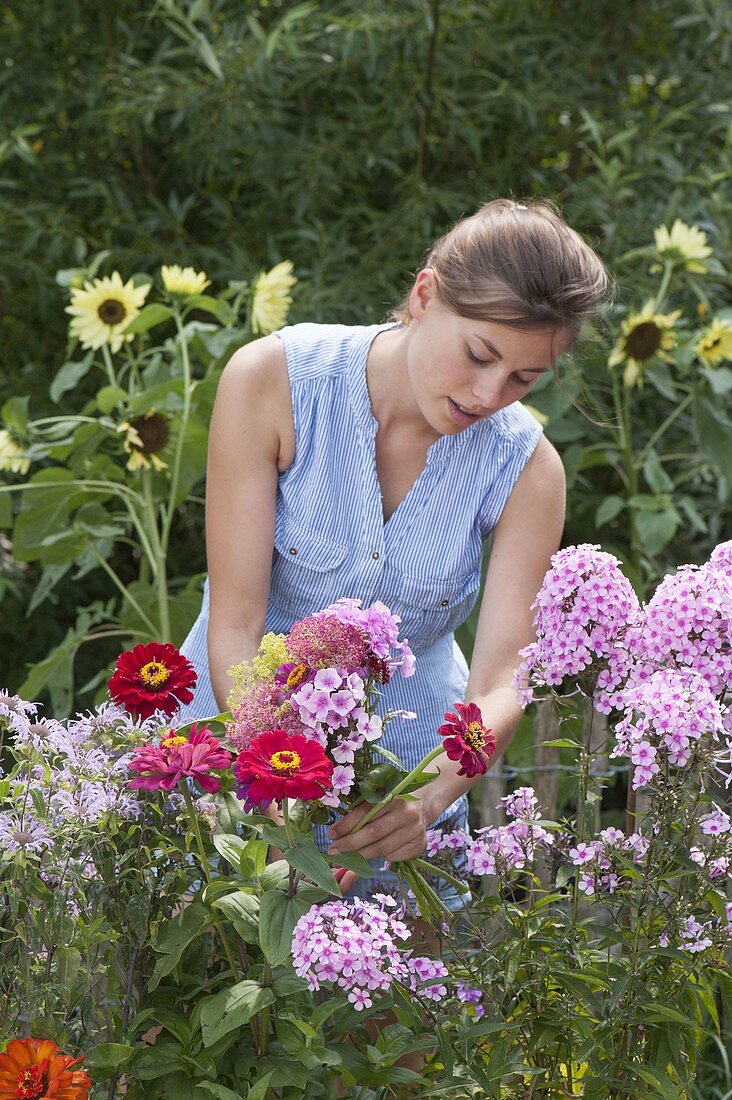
[270,522,349,620]
[387,567,481,648]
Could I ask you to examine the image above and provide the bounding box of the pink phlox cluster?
[513,544,640,709]
[291,897,448,1009]
[628,563,732,698]
[467,785,553,877]
[708,539,732,580]
[612,668,726,789]
[679,916,715,954]
[317,598,415,677]
[661,905,732,953]
[689,804,732,879]
[425,827,471,857]
[568,828,647,895]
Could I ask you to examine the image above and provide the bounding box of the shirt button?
[371,551,380,560]
[289,547,297,555]
[440,598,449,606]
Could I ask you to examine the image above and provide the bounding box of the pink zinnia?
[438,702,496,778]
[128,723,233,794]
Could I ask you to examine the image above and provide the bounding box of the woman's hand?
[328,795,430,894]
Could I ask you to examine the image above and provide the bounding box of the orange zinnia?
[0,1039,91,1100]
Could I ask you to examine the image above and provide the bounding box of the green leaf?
[285,835,340,895]
[83,1043,134,1074]
[643,449,674,493]
[55,945,82,990]
[635,506,680,556]
[132,1044,186,1080]
[12,469,89,563]
[631,1063,681,1100]
[1,395,29,431]
[326,850,373,877]
[185,295,235,325]
[196,1084,245,1100]
[703,366,732,395]
[149,903,211,991]
[243,1072,274,1100]
[212,832,249,871]
[123,302,173,335]
[693,391,732,486]
[595,494,625,527]
[96,385,127,414]
[211,891,260,944]
[258,888,317,966]
[199,980,276,1047]
[50,357,94,403]
[0,492,12,527]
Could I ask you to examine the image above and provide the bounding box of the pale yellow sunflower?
[161,264,211,297]
[66,272,151,353]
[117,410,169,472]
[608,301,681,388]
[250,260,296,335]
[0,429,29,475]
[695,318,732,368]
[653,219,712,273]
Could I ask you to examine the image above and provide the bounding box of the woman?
[179,198,609,897]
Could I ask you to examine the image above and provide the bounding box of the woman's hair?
[394,198,611,343]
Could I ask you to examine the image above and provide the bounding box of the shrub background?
[1,0,730,694]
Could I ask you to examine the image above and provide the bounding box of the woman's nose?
[472,375,503,410]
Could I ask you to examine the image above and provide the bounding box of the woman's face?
[404,269,569,435]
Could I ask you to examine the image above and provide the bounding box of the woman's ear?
[407,268,436,321]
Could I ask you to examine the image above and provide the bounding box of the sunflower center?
[129,412,169,454]
[16,1063,48,1099]
[625,321,662,361]
[286,663,308,689]
[97,298,127,325]
[270,749,301,772]
[463,721,487,750]
[161,734,187,749]
[139,660,170,689]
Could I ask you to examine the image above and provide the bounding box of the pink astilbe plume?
[228,680,305,752]
[286,613,370,671]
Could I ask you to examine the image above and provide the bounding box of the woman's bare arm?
[328,435,566,866]
[205,334,294,710]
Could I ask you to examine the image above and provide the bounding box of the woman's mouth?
[447,397,484,426]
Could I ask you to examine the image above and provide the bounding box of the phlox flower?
[317,598,415,676]
[514,544,640,709]
[128,723,232,794]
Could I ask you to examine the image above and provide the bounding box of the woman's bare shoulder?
[215,334,295,470]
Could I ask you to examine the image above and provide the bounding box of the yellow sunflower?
[653,219,712,273]
[608,301,681,388]
[117,410,169,472]
[695,318,732,368]
[0,429,30,475]
[161,264,210,297]
[66,272,150,353]
[250,260,296,335]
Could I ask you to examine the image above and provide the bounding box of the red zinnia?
[233,729,334,809]
[0,1038,91,1100]
[108,641,197,720]
[128,723,233,794]
[438,702,496,778]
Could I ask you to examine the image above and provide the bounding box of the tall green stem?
[141,470,170,640]
[101,344,118,389]
[161,312,193,553]
[351,745,444,833]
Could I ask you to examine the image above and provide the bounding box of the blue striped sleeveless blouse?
[179,321,543,831]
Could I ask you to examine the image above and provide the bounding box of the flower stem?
[181,784,240,982]
[351,745,444,833]
[161,312,193,554]
[101,344,118,388]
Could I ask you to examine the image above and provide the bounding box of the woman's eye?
[467,347,490,365]
[512,374,532,387]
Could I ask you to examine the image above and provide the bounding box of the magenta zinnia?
[128,723,232,794]
[233,729,334,808]
[438,702,496,778]
[108,641,197,720]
